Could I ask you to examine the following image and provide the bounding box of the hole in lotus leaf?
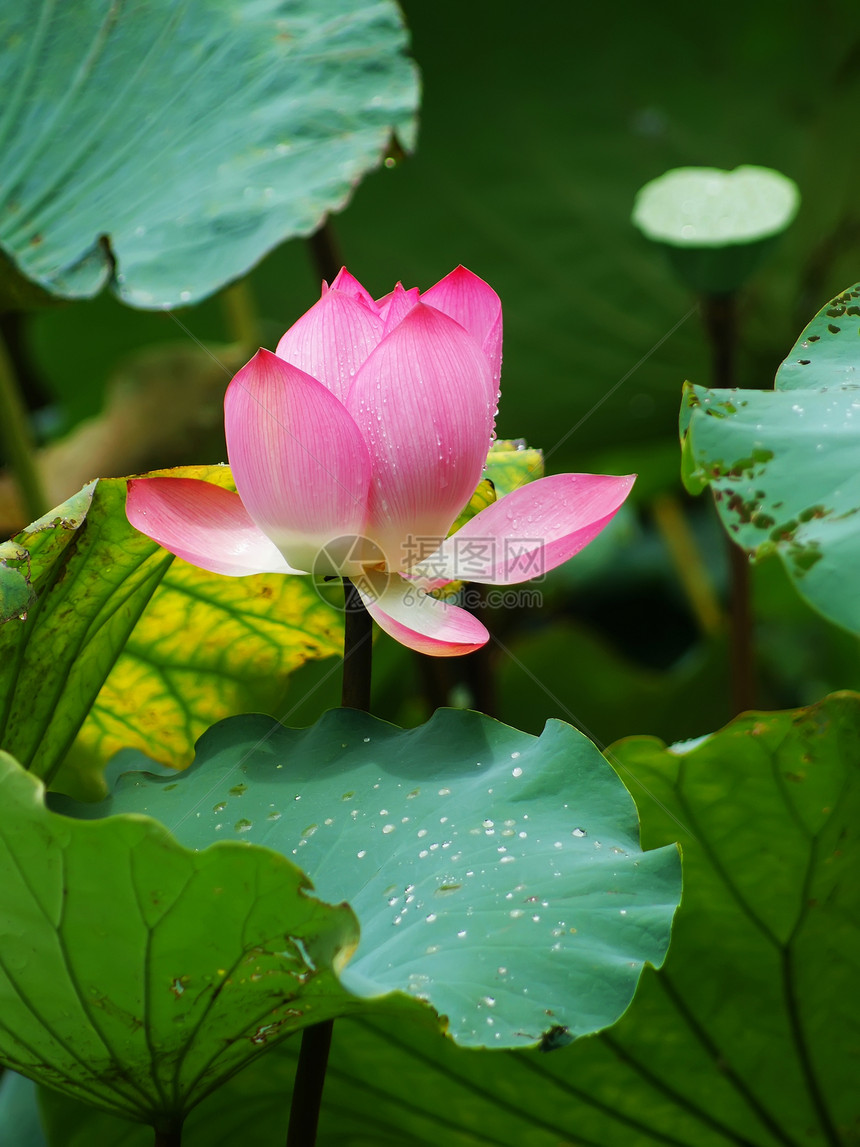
[539,1025,573,1052]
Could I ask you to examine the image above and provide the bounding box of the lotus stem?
[285,1019,336,1147]
[220,280,262,351]
[700,292,736,391]
[0,324,48,524]
[341,578,373,711]
[701,291,755,715]
[285,580,372,1146]
[153,1121,183,1147]
[651,493,723,638]
[307,219,343,285]
[725,540,754,714]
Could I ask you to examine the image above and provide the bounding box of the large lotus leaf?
[0,481,168,796]
[483,439,544,496]
[0,560,36,619]
[0,467,342,800]
[0,749,365,1130]
[681,282,860,636]
[54,707,681,1051]
[774,284,860,391]
[0,0,418,309]
[448,438,543,546]
[70,550,342,783]
[26,693,859,1146]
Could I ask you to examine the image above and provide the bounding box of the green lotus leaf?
[680,282,860,634]
[483,439,544,496]
[0,564,34,619]
[54,707,681,1051]
[0,0,418,309]
[0,468,342,800]
[774,283,860,392]
[449,439,543,535]
[26,693,857,1146]
[0,748,363,1130]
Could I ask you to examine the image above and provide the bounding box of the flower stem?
[701,291,755,715]
[726,538,753,710]
[307,220,343,285]
[341,578,373,710]
[285,1019,335,1147]
[0,324,48,524]
[651,493,723,638]
[285,580,372,1147]
[220,280,262,351]
[153,1122,182,1147]
[700,292,736,391]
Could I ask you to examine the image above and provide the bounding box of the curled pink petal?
[225,349,372,574]
[327,268,380,313]
[421,266,503,390]
[354,569,488,657]
[412,473,635,585]
[126,477,300,576]
[275,289,385,402]
[346,303,495,571]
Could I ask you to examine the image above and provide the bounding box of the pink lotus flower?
[126,267,633,656]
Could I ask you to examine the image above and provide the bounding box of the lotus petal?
[354,569,489,656]
[413,473,635,585]
[126,477,299,576]
[225,350,372,574]
[347,304,495,570]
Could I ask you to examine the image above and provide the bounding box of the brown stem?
[700,292,736,390]
[701,291,756,715]
[341,579,373,710]
[286,580,372,1146]
[0,322,48,523]
[153,1122,183,1147]
[286,1020,335,1147]
[220,280,262,350]
[727,539,754,715]
[306,220,344,286]
[651,493,723,638]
